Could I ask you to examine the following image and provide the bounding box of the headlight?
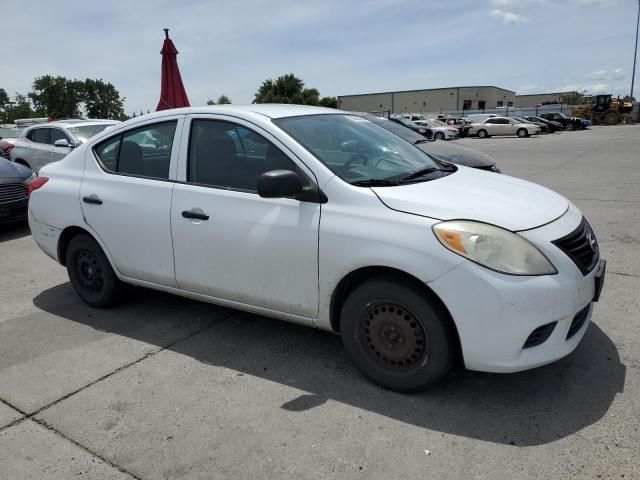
[432,221,556,275]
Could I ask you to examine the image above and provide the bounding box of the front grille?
[552,217,599,275]
[0,183,28,204]
[523,322,557,349]
[566,305,591,340]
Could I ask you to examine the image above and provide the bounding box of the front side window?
[188,120,296,192]
[274,114,444,184]
[93,121,176,179]
[51,129,70,144]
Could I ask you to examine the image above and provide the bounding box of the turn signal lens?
[27,176,48,197]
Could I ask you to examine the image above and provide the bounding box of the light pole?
[631,0,640,100]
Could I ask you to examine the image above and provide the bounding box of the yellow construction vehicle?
[572,94,634,125]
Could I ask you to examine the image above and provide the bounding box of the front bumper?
[0,197,28,224]
[428,203,605,373]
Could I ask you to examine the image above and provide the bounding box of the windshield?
[362,115,426,144]
[394,117,416,128]
[274,114,444,184]
[67,123,116,143]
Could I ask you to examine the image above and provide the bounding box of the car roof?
[125,104,343,122]
[25,120,119,130]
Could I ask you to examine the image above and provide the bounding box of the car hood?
[0,158,32,181]
[372,167,569,231]
[417,141,496,168]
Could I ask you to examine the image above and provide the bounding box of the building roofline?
[338,86,516,98]
[515,91,576,97]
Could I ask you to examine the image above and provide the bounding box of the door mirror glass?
[54,138,71,148]
[257,170,303,199]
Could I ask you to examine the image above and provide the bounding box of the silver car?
[469,116,541,138]
[10,120,119,171]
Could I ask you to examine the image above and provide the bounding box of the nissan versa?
[27,105,606,392]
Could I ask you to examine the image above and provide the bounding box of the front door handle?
[83,195,103,205]
[182,209,209,221]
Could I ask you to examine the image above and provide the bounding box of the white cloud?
[490,9,525,23]
[570,0,615,6]
[588,68,625,80]
[561,83,610,93]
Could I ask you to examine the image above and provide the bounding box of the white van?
[466,113,498,124]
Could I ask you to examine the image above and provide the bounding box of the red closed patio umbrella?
[156,28,190,111]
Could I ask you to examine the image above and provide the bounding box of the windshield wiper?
[350,178,400,187]
[400,167,447,182]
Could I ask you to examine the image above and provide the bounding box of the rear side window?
[188,119,296,192]
[93,121,177,179]
[29,128,51,144]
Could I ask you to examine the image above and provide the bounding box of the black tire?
[66,234,123,308]
[566,123,575,131]
[339,276,455,392]
[435,132,445,141]
[517,128,528,138]
[477,129,489,138]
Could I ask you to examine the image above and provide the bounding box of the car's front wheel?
[339,276,455,392]
[477,129,489,138]
[66,234,123,308]
[517,128,528,138]
[435,132,445,140]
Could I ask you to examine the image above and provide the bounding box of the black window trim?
[92,119,178,182]
[50,126,74,146]
[28,126,51,145]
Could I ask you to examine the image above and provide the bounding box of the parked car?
[540,112,584,130]
[352,113,500,172]
[470,117,541,138]
[414,120,459,140]
[0,157,34,224]
[524,116,562,133]
[512,117,549,134]
[10,120,119,171]
[432,118,472,137]
[29,105,605,392]
[466,113,498,124]
[389,116,432,138]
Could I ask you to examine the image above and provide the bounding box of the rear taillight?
[27,176,48,197]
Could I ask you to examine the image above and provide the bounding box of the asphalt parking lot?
[1,125,639,480]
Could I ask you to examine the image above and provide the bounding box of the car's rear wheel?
[477,129,489,138]
[435,132,445,140]
[66,234,123,308]
[517,128,528,138]
[339,277,454,392]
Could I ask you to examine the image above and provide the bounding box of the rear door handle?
[83,195,103,205]
[182,209,209,221]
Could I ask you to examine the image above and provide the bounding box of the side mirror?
[54,139,72,148]
[257,170,327,204]
[258,170,303,199]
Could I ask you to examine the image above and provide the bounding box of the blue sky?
[3,0,639,114]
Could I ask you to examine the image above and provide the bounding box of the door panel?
[172,186,320,317]
[171,115,320,319]
[80,118,183,286]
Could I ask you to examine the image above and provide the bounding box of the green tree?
[29,75,85,119]
[0,88,8,107]
[83,79,125,119]
[319,96,338,108]
[7,94,40,122]
[206,99,216,105]
[253,73,326,105]
[216,94,231,104]
[561,90,587,105]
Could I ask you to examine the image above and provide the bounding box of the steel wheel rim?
[358,302,430,375]
[75,249,104,293]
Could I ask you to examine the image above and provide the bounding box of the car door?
[25,127,55,171]
[80,117,183,286]
[49,127,74,162]
[483,118,499,135]
[171,115,320,320]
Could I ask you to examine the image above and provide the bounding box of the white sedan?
[469,116,541,138]
[28,105,605,392]
[414,120,459,140]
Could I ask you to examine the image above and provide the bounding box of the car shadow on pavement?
[0,222,30,243]
[33,283,625,447]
